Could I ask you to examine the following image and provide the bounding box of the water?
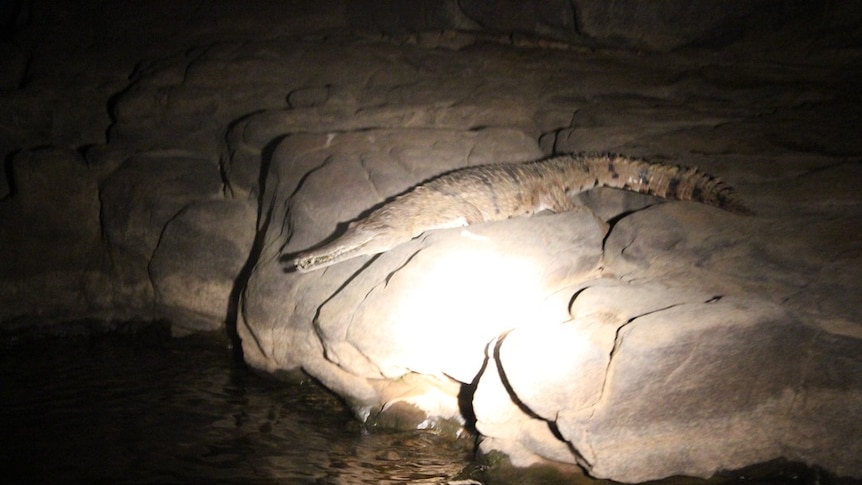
[0,323,847,484]
[0,324,476,484]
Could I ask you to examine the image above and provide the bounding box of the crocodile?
[288,153,750,273]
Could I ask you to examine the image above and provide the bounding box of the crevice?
[791,158,861,179]
[382,245,426,288]
[218,109,268,198]
[309,252,382,344]
[600,202,661,252]
[492,329,543,421]
[224,133,292,365]
[492,330,591,468]
[146,203,191,305]
[276,153,339,259]
[585,301,690,434]
[456,343,490,438]
[548,417,591,470]
[358,154,385,202]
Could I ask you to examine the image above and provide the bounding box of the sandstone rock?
[99,151,222,261]
[108,51,291,156]
[287,86,331,108]
[562,295,862,482]
[239,120,862,482]
[0,147,105,320]
[473,338,579,468]
[314,211,603,384]
[1,148,99,262]
[459,0,576,39]
[235,111,862,481]
[223,99,541,198]
[149,199,257,333]
[0,42,27,89]
[346,0,475,33]
[470,258,862,481]
[572,0,774,51]
[96,151,223,316]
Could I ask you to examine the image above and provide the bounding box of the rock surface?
[2,1,862,482]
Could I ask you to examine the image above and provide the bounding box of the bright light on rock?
[382,232,548,382]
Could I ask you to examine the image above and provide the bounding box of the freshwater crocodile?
[288,153,750,273]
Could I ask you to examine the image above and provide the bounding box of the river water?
[0,324,481,484]
[0,322,839,484]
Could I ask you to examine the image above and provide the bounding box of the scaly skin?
[289,153,750,273]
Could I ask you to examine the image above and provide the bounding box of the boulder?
[469,200,862,481]
[561,294,861,482]
[477,282,862,482]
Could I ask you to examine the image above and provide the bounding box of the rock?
[287,86,331,108]
[223,101,541,198]
[239,119,862,481]
[149,199,257,333]
[0,42,27,89]
[1,148,100,262]
[346,0,474,33]
[97,151,223,315]
[468,199,862,481]
[473,337,580,468]
[314,210,604,384]
[0,147,105,320]
[562,293,861,482]
[99,151,222,261]
[237,127,545,412]
[108,50,291,156]
[459,0,576,39]
[572,0,772,51]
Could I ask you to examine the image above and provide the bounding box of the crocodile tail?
[585,154,753,215]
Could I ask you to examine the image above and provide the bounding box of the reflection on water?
[0,325,475,484]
